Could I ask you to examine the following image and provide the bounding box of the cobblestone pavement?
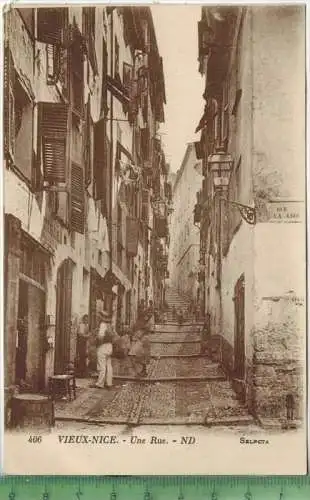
[55,322,255,426]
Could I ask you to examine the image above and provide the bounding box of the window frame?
[7,72,35,187]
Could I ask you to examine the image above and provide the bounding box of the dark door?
[116,285,125,332]
[234,274,245,379]
[54,259,73,374]
[16,280,29,384]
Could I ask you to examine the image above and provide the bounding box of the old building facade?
[4,6,169,397]
[168,143,202,303]
[195,6,305,423]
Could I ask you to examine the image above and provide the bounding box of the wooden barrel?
[11,393,55,430]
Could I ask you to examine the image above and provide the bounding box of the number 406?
[28,435,42,443]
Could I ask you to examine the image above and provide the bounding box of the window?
[82,7,98,75]
[37,102,70,227]
[71,41,84,116]
[37,101,69,185]
[4,50,34,183]
[20,239,46,286]
[114,37,120,78]
[37,8,65,45]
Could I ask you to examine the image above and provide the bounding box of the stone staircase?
[165,286,193,322]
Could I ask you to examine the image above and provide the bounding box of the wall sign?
[266,200,304,223]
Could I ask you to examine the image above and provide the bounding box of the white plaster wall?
[252,6,305,201]
[220,5,305,365]
[221,222,255,358]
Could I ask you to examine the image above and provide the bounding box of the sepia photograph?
[2,3,307,474]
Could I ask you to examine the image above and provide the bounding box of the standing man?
[91,311,113,389]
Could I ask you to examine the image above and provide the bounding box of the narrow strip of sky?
[151,5,205,173]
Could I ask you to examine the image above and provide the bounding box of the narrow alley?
[3,5,305,443]
[55,287,254,428]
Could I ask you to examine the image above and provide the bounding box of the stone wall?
[252,295,304,424]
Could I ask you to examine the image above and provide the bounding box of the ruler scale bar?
[0,476,310,498]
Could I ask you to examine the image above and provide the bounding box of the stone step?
[150,339,201,344]
[113,374,227,383]
[56,414,255,426]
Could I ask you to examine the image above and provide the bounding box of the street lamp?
[208,148,233,188]
[208,147,256,225]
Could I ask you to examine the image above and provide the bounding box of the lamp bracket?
[220,198,256,225]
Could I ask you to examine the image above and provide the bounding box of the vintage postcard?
[2,4,307,474]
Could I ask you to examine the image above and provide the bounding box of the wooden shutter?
[126,216,139,256]
[71,163,85,234]
[94,119,106,200]
[84,98,91,186]
[141,188,149,222]
[37,8,64,45]
[38,102,69,183]
[194,141,203,160]
[141,128,150,161]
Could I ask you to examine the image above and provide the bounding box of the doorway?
[54,259,73,374]
[16,279,46,390]
[16,280,28,384]
[234,273,245,380]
